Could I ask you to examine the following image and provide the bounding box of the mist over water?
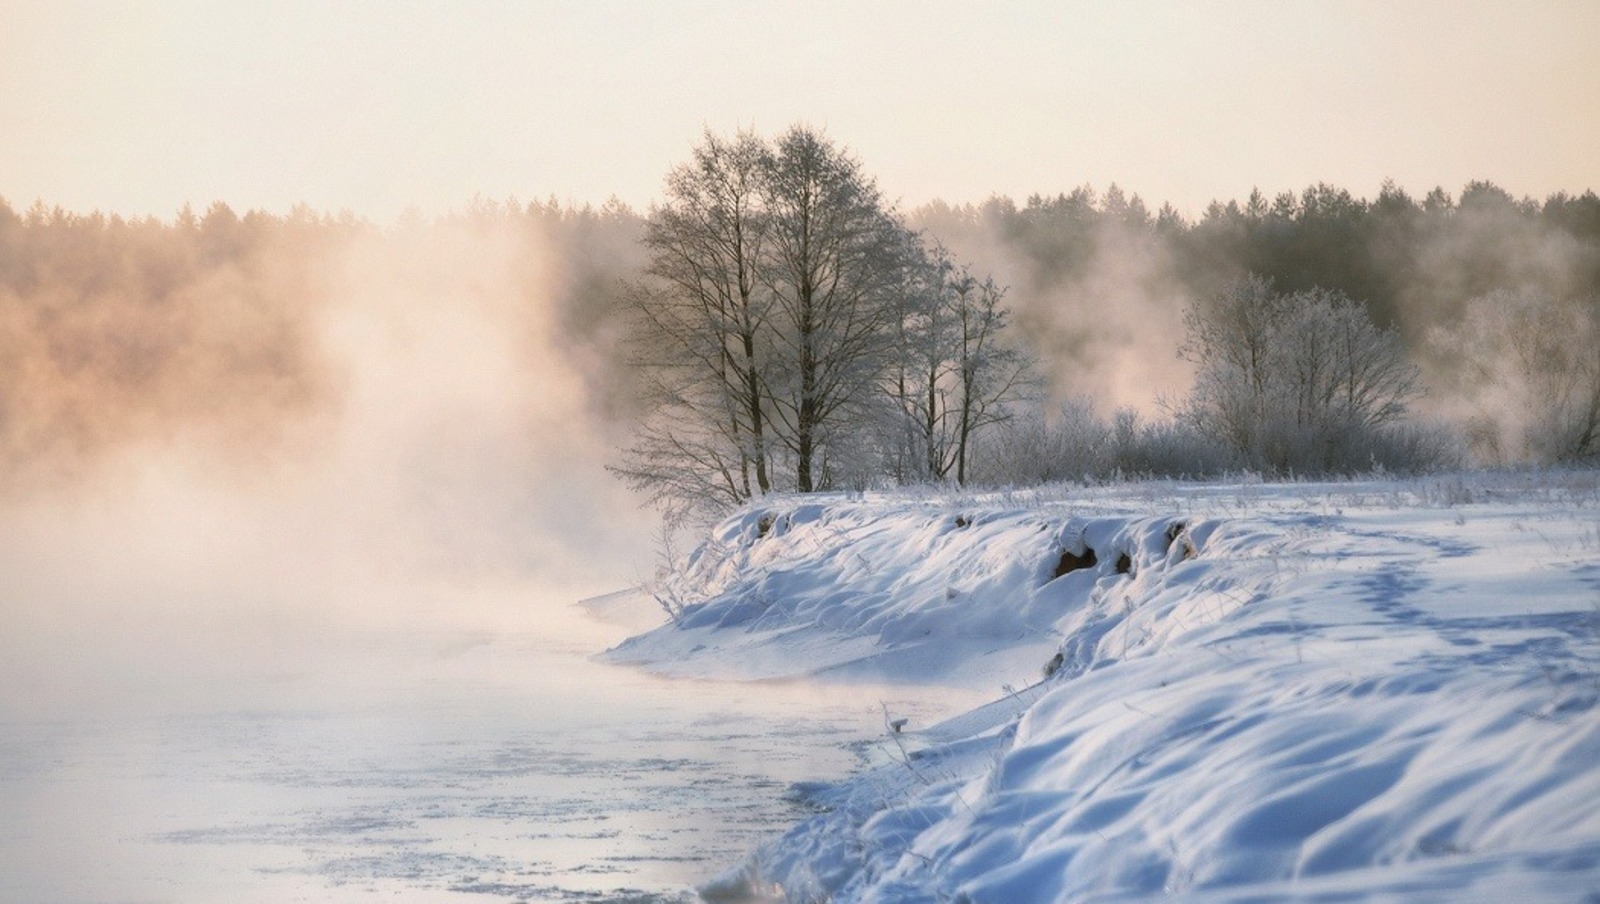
[0,211,894,901]
[0,209,655,713]
[1,609,954,902]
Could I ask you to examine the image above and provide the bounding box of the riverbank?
[609,473,1600,902]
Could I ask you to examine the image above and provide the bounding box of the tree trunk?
[742,328,770,494]
[795,266,817,492]
[797,340,817,492]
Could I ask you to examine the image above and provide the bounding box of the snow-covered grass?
[606,472,1600,902]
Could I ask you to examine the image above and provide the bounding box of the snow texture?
[607,473,1600,902]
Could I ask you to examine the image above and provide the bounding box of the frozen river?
[0,607,970,903]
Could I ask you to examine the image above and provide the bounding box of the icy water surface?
[0,615,968,903]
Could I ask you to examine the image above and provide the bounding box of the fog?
[1399,197,1600,462]
[0,210,957,899]
[912,198,1197,414]
[0,207,654,721]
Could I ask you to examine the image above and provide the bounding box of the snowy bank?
[606,475,1600,902]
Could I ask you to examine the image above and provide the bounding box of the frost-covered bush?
[1107,408,1232,478]
[1177,275,1430,475]
[970,279,1453,485]
[1357,420,1467,475]
[972,397,1113,484]
[971,398,1232,484]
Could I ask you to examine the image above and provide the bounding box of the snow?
[606,473,1600,901]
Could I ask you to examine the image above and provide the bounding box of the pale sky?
[3,0,1596,221]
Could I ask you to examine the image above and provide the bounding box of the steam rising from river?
[0,214,652,719]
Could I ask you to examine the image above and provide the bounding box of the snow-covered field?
[606,473,1600,902]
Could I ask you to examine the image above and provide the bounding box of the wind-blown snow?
[606,474,1600,902]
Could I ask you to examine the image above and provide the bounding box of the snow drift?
[606,476,1600,902]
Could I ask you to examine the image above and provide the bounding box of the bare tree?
[760,126,909,492]
[885,240,958,482]
[883,241,1035,485]
[1276,287,1420,459]
[1176,275,1282,464]
[612,274,765,519]
[612,130,775,519]
[950,270,1033,484]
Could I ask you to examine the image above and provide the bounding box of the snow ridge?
[608,478,1600,902]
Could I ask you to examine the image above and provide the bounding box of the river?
[0,588,981,904]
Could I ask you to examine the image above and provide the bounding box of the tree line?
[919,179,1600,331]
[0,196,640,489]
[4,138,1596,509]
[918,179,1599,475]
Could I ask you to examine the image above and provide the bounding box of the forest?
[3,130,1597,517]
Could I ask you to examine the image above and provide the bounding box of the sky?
[2,0,1597,221]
